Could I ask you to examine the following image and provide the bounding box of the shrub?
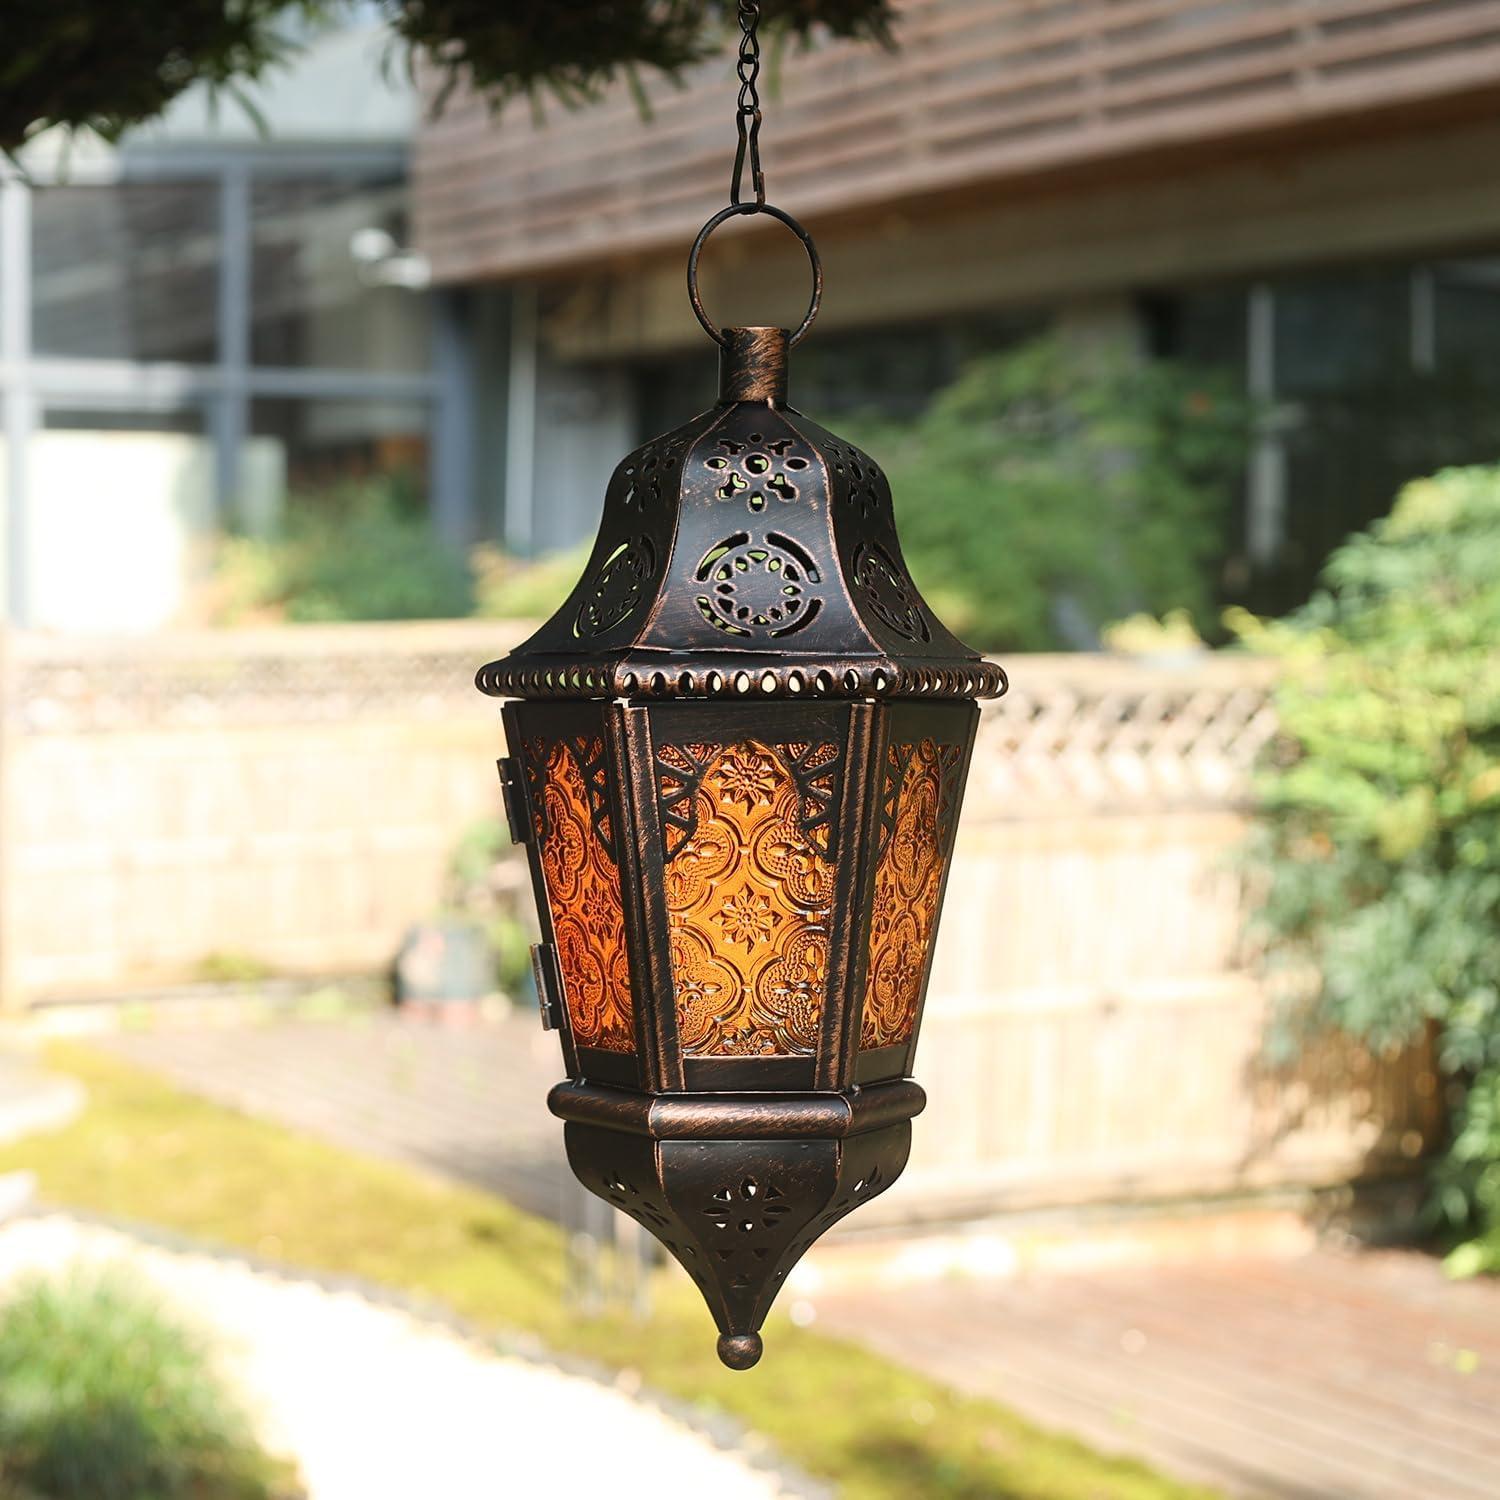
[211,475,473,624]
[1232,465,1500,1269]
[205,488,587,627]
[842,334,1249,651]
[0,1264,292,1500]
[471,541,589,621]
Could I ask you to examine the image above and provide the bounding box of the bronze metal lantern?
[476,8,1004,1369]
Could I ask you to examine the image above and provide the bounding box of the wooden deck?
[816,1250,1500,1499]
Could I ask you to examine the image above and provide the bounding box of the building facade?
[412,0,1500,619]
[0,17,470,631]
[9,3,1500,632]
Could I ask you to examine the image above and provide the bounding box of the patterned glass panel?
[861,739,963,1051]
[528,738,634,1053]
[657,740,839,1056]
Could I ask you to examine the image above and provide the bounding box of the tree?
[0,0,896,156]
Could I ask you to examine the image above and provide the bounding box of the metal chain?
[690,0,822,348]
[730,1,766,207]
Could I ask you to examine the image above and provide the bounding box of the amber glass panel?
[530,738,634,1053]
[861,739,962,1050]
[658,740,837,1056]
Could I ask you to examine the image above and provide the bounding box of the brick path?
[99,1015,1500,1500]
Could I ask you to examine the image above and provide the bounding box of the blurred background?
[1,3,1499,1499]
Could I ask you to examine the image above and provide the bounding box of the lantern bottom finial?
[717,1332,763,1370]
[551,1080,926,1367]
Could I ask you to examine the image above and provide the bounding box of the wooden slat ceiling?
[412,0,1500,284]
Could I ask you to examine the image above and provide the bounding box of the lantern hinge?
[530,941,564,1031]
[497,756,530,846]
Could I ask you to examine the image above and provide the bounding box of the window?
[1272,268,1409,398]
[10,161,443,630]
[30,182,219,363]
[1433,260,1500,382]
[1163,260,1500,618]
[250,173,429,371]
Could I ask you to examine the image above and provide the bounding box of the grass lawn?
[0,1045,1219,1500]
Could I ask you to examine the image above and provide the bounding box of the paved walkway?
[103,1010,569,1219]
[98,1015,1500,1500]
[0,1214,799,1500]
[0,1050,84,1147]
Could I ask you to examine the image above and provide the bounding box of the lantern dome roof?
[477,330,1005,704]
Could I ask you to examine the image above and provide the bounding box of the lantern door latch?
[530,942,564,1031]
[497,756,529,846]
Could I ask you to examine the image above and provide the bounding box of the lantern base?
[550,1079,924,1365]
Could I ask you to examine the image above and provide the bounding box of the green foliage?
[844,335,1249,651]
[402,1,895,118]
[206,340,1247,646]
[1,1,322,155]
[206,483,593,626]
[1232,465,1500,1268]
[194,951,275,985]
[471,541,590,621]
[0,1265,289,1500]
[213,475,472,623]
[4,2,895,157]
[1102,607,1206,657]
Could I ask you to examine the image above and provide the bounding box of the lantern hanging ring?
[688,2,822,349]
[687,201,823,348]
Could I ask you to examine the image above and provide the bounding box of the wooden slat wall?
[413,0,1500,284]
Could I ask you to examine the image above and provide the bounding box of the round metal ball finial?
[717,1332,764,1370]
[473,0,1004,1366]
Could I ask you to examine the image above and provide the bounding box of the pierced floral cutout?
[827,442,887,521]
[701,1176,791,1234]
[618,432,690,512]
[694,530,823,638]
[573,535,656,638]
[529,738,634,1053]
[660,740,838,1056]
[861,739,963,1050]
[703,433,811,513]
[851,540,930,644]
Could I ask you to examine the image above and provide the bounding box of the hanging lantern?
[477,4,1005,1369]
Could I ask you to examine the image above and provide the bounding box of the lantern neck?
[718,326,788,406]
